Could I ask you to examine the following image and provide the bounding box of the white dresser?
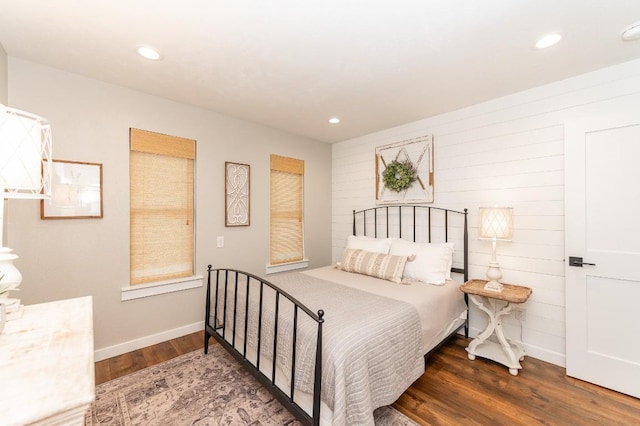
[0,296,95,425]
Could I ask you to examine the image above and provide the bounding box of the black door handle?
[569,256,596,267]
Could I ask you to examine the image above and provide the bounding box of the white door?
[565,113,640,398]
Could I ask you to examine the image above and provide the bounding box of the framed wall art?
[41,159,103,219]
[375,135,434,204]
[225,161,250,226]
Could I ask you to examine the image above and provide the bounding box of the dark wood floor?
[95,332,640,425]
[94,332,204,386]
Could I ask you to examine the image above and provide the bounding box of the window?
[129,128,196,286]
[269,154,305,270]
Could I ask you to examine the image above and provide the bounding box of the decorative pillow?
[442,242,455,280]
[345,235,392,254]
[338,248,410,284]
[389,239,454,285]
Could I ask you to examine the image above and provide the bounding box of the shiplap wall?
[332,58,640,366]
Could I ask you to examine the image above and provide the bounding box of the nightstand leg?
[494,313,521,370]
[466,295,497,356]
[466,295,525,374]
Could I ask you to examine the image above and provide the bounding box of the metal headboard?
[352,205,469,282]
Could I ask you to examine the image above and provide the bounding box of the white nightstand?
[460,279,532,376]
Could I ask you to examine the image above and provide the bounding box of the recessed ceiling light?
[137,46,162,60]
[622,22,640,41]
[328,117,340,124]
[535,33,562,49]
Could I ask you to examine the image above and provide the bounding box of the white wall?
[0,43,7,104]
[0,44,7,245]
[332,58,640,366]
[7,58,332,357]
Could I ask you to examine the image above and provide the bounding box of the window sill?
[265,259,309,275]
[121,275,203,301]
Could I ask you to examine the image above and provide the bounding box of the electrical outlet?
[216,236,224,248]
[514,308,526,322]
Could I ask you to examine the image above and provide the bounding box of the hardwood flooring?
[95,332,640,425]
[94,332,203,386]
[395,337,640,425]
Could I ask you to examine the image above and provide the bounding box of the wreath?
[382,160,417,192]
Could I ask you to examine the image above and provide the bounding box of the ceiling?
[1,1,640,143]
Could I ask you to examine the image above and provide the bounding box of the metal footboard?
[204,266,324,426]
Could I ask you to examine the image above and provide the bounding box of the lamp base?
[485,261,504,292]
[0,298,24,320]
[0,247,22,284]
[483,280,504,292]
[6,304,24,320]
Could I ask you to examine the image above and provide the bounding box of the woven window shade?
[130,129,195,285]
[270,155,304,265]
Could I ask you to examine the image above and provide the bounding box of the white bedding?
[302,266,467,354]
[212,266,467,425]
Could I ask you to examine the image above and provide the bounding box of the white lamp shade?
[479,207,513,241]
[0,105,52,199]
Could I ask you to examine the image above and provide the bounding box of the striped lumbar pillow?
[339,248,411,284]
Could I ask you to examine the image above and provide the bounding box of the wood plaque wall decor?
[40,159,103,219]
[225,161,250,226]
[375,135,434,204]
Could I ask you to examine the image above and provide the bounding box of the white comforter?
[302,266,467,354]
[214,266,466,425]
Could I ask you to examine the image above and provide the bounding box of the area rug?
[85,343,418,425]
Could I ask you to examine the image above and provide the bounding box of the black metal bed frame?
[204,268,324,425]
[204,205,468,426]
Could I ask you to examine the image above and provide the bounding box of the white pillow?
[389,239,454,285]
[346,235,392,254]
[442,242,455,280]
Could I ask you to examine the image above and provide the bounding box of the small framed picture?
[225,161,250,227]
[41,160,103,219]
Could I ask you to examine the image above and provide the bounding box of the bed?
[204,205,469,426]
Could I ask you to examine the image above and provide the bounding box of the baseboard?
[521,342,566,367]
[463,326,566,368]
[94,321,204,362]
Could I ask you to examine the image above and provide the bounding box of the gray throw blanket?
[214,271,424,426]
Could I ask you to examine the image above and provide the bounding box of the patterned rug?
[86,343,418,425]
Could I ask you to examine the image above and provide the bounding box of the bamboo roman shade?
[270,154,304,265]
[130,128,196,285]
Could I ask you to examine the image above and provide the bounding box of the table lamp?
[0,105,52,317]
[479,206,513,292]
